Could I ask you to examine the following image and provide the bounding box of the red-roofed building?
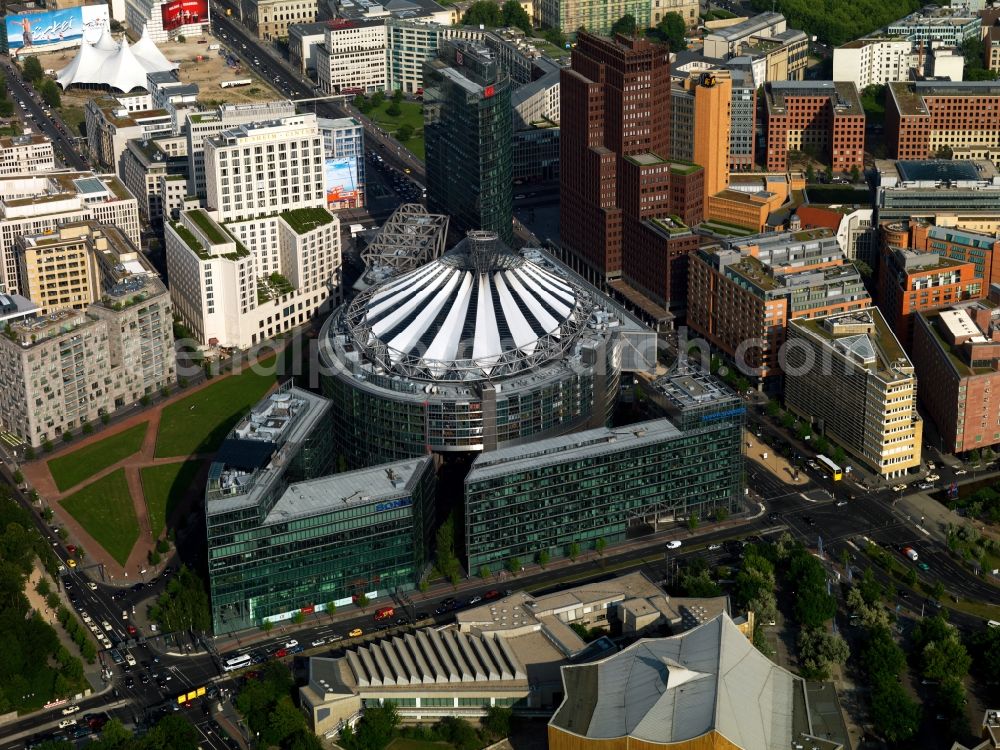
[795,206,843,232]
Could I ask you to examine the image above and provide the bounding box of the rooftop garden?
[280,207,334,235]
[257,272,294,304]
[189,209,228,245]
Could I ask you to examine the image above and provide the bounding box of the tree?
[260,619,273,633]
[766,399,781,417]
[461,0,503,27]
[147,550,161,566]
[805,164,815,183]
[568,541,580,561]
[22,57,43,83]
[386,101,401,117]
[797,627,849,679]
[147,565,211,633]
[687,513,699,532]
[12,470,23,485]
[824,165,833,182]
[680,569,722,597]
[396,123,414,141]
[655,12,686,52]
[921,635,971,682]
[595,537,607,557]
[537,549,550,568]
[850,164,861,183]
[41,506,53,522]
[39,80,60,109]
[291,611,305,625]
[346,701,399,750]
[392,88,403,103]
[482,705,513,737]
[370,90,385,108]
[832,445,847,465]
[780,411,795,429]
[352,94,369,112]
[506,556,522,575]
[354,593,369,611]
[501,0,532,33]
[478,564,492,580]
[610,13,636,36]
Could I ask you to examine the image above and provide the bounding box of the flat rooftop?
[889,80,1000,116]
[767,80,862,113]
[792,308,911,379]
[897,160,980,182]
[466,418,684,484]
[653,366,742,414]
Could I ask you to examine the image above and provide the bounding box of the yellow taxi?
[348,628,363,638]
[67,559,77,568]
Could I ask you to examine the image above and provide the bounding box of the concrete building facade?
[784,308,922,478]
[886,81,1000,160]
[832,37,911,90]
[535,0,652,35]
[242,0,316,40]
[687,229,871,382]
[0,134,55,176]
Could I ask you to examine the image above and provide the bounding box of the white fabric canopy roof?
[56,27,177,92]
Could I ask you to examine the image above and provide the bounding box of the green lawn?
[59,104,86,138]
[47,423,148,492]
[61,469,139,566]
[365,99,425,161]
[386,739,455,750]
[154,364,277,458]
[140,461,204,538]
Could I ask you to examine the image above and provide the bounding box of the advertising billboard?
[161,0,208,32]
[5,6,108,52]
[325,156,362,209]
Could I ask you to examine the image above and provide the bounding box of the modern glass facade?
[204,385,437,634]
[464,411,744,572]
[423,40,513,246]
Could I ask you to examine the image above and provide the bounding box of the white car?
[955,469,968,475]
[836,500,848,507]
[122,610,128,620]
[927,473,940,481]
[81,612,91,623]
[892,484,907,492]
[87,582,98,590]
[102,620,112,632]
[284,640,298,649]
[61,705,80,715]
[664,540,682,550]
[311,638,327,647]
[708,544,722,551]
[58,718,77,728]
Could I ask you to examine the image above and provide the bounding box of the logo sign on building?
[5,6,109,52]
[375,497,413,513]
[300,604,315,615]
[161,0,208,32]
[484,85,495,98]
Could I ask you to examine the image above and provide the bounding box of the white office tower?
[165,113,342,348]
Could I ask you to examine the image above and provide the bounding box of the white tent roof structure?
[56,27,178,93]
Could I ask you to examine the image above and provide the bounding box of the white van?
[125,652,137,667]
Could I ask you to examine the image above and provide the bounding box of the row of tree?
[235,661,324,750]
[21,56,61,108]
[36,714,202,750]
[0,491,87,714]
[461,0,532,35]
[750,0,925,45]
[341,701,513,750]
[147,565,211,634]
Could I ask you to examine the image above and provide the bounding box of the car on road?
[836,500,848,507]
[468,595,482,605]
[918,482,934,490]
[311,638,327,647]
[66,544,77,555]
[892,484,906,492]
[61,705,80,715]
[955,469,968,475]
[87,582,97,590]
[67,559,76,568]
[348,628,363,638]
[927,473,940,481]
[81,612,91,623]
[483,590,501,600]
[284,640,298,649]
[664,540,682,549]
[918,562,930,571]
[102,620,112,631]
[274,648,288,658]
[127,625,137,635]
[58,718,77,729]
[708,544,722,551]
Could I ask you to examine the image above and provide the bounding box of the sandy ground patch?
[25,564,59,626]
[33,34,281,111]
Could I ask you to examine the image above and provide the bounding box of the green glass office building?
[463,369,745,572]
[205,385,436,634]
[424,40,513,246]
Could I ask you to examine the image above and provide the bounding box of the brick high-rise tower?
[560,32,704,322]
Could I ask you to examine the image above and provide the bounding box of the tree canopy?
[235,661,321,750]
[750,0,925,45]
[610,13,637,37]
[653,12,686,52]
[148,565,211,634]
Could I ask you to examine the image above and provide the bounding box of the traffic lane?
[0,694,125,747]
[3,66,88,170]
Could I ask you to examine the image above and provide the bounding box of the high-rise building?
[205,384,436,634]
[0,223,174,448]
[670,71,732,211]
[763,81,865,172]
[833,37,912,90]
[424,40,513,245]
[687,229,871,381]
[14,223,102,314]
[912,301,1000,454]
[728,69,757,171]
[166,114,341,348]
[317,117,365,210]
[560,33,706,320]
[241,0,316,41]
[886,81,1000,160]
[784,308,922,478]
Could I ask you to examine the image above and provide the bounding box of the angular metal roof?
[549,614,806,749]
[344,231,595,381]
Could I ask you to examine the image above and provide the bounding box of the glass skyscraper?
[423,40,513,246]
[205,385,436,634]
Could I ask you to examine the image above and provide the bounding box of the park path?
[21,374,229,583]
